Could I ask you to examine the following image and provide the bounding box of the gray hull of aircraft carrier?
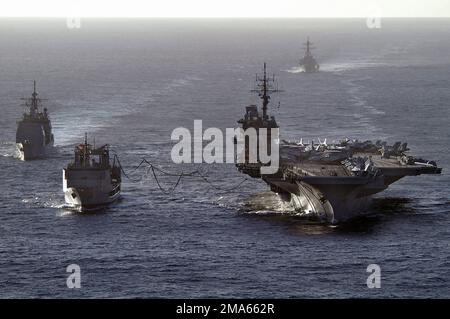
[236,64,442,223]
[248,146,442,223]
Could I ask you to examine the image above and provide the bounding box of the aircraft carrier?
[236,64,442,223]
[15,81,54,160]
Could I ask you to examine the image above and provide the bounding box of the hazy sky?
[1,0,449,17]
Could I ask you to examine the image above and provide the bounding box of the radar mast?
[251,62,282,120]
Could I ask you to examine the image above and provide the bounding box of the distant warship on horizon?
[236,64,442,223]
[16,81,54,160]
[299,37,320,73]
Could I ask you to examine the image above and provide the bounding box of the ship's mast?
[304,37,314,57]
[252,62,281,121]
[30,80,40,113]
[306,37,310,55]
[84,132,88,166]
[21,80,44,117]
[261,62,269,119]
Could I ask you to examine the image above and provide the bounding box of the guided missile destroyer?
[63,134,121,211]
[16,81,54,160]
[236,64,442,223]
[299,37,319,73]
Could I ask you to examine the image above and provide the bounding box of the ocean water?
[0,18,449,298]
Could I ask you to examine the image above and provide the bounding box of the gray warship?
[63,134,121,211]
[299,37,320,73]
[236,64,442,223]
[16,81,54,160]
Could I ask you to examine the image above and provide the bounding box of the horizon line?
[1,16,450,19]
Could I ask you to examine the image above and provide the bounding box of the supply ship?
[236,64,442,223]
[16,81,54,160]
[63,134,121,211]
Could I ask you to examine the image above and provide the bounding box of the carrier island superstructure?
[16,81,54,160]
[236,64,442,223]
